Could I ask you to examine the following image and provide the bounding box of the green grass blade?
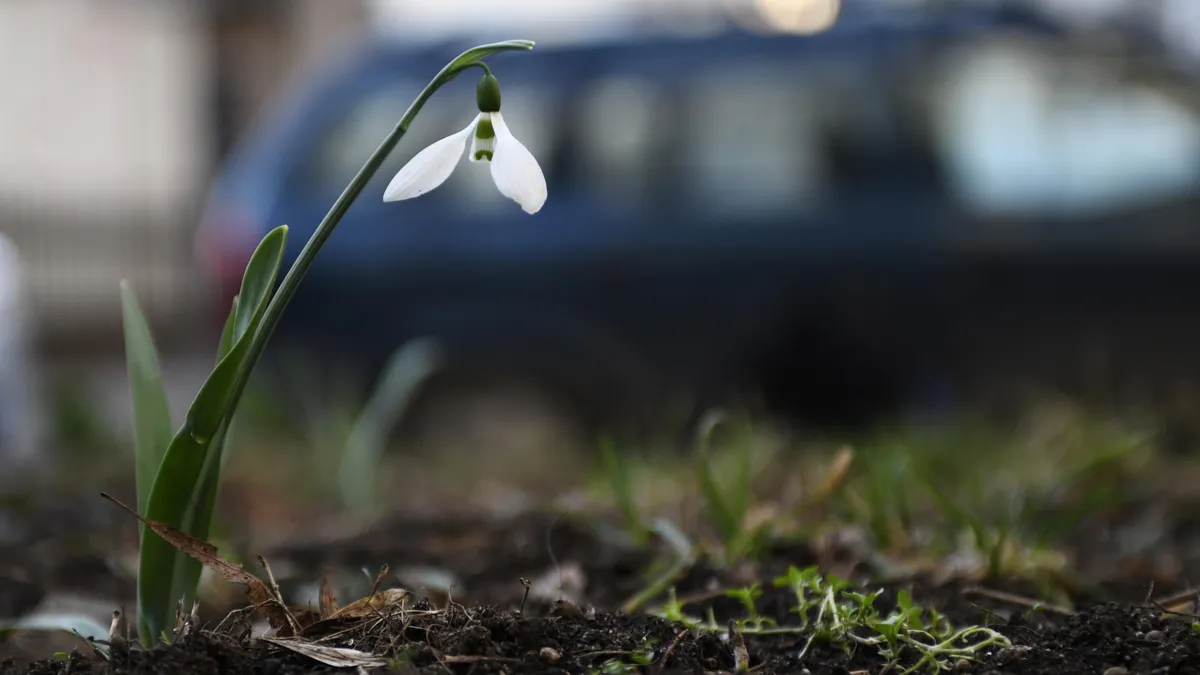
[339,338,441,514]
[599,437,646,544]
[912,457,986,547]
[119,281,173,522]
[695,420,737,545]
[137,227,286,644]
[729,420,754,538]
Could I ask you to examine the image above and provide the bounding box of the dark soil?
[5,599,1200,674]
[5,510,1200,674]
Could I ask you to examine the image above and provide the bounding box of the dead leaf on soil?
[99,493,295,636]
[319,572,339,619]
[263,637,387,668]
[811,446,855,503]
[330,588,410,620]
[303,588,411,637]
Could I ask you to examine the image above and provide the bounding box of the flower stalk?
[212,39,535,440]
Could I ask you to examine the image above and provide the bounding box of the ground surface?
[4,510,1200,674]
[8,364,1200,673]
[8,603,1200,675]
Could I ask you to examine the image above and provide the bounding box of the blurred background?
[5,0,1200,492]
[6,0,1200,660]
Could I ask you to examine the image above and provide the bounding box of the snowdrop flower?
[383,73,547,214]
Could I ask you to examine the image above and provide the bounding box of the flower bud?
[476,74,502,113]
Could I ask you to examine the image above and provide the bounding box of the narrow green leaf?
[695,412,740,545]
[184,226,288,441]
[167,295,241,626]
[120,281,173,521]
[599,437,645,544]
[166,418,230,618]
[137,226,286,644]
[446,40,535,73]
[730,421,754,538]
[697,445,736,545]
[217,296,240,359]
[338,338,441,514]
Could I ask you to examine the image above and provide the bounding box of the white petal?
[382,117,477,202]
[488,113,547,214]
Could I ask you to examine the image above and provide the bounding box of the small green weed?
[649,566,1011,674]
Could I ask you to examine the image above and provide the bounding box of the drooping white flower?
[383,74,547,214]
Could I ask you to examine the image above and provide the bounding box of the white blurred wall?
[0,1,208,213]
[0,0,210,345]
[0,0,369,351]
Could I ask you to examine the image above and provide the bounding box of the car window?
[678,66,830,220]
[673,59,907,222]
[925,34,1200,218]
[301,77,559,214]
[574,76,666,210]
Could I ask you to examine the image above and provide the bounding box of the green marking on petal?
[475,117,495,140]
[472,117,496,162]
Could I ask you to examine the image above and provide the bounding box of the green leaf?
[445,40,535,73]
[217,296,240,360]
[166,295,241,632]
[184,227,288,440]
[120,281,173,522]
[136,225,287,645]
[188,295,240,540]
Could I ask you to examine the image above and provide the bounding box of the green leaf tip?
[446,40,538,74]
[120,279,173,522]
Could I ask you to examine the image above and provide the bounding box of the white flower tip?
[519,185,547,214]
[382,180,415,202]
[488,113,548,215]
[382,122,475,203]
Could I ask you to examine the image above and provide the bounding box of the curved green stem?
[214,39,533,432]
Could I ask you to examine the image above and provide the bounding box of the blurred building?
[0,0,369,354]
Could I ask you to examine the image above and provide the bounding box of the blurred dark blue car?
[198,3,1200,433]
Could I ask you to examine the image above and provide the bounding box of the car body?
[198,3,1200,433]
